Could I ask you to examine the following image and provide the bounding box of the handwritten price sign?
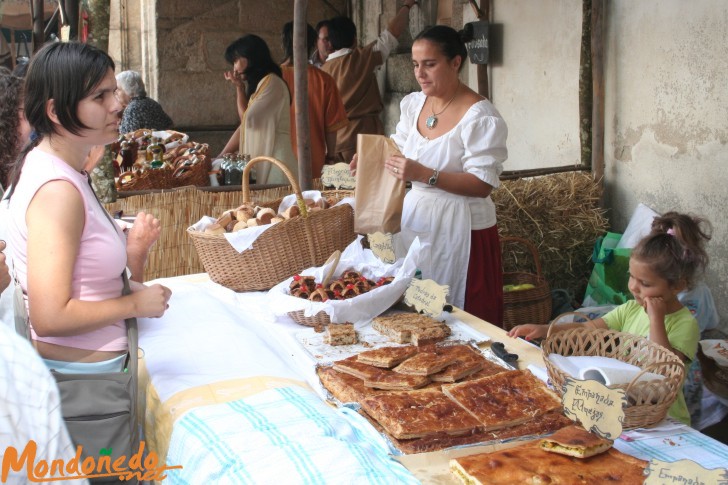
[368,232,395,263]
[562,377,626,440]
[321,162,356,190]
[404,279,449,317]
[644,458,728,485]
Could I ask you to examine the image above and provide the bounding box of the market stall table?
[137,274,728,483]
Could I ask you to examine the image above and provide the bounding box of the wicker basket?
[116,167,175,191]
[187,156,356,292]
[501,236,552,330]
[541,312,685,429]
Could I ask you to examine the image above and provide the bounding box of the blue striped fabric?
[164,386,419,484]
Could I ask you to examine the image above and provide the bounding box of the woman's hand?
[130,283,172,318]
[507,324,548,341]
[126,211,161,282]
[224,69,245,88]
[349,153,358,176]
[384,154,422,181]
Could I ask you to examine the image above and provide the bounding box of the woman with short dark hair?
[6,42,171,372]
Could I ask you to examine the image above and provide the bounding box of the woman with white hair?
[116,70,173,134]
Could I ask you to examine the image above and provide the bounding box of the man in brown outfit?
[322,2,417,163]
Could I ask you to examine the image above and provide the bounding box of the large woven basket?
[542,312,685,429]
[501,236,552,330]
[187,156,356,292]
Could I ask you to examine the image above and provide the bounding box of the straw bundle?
[493,171,608,303]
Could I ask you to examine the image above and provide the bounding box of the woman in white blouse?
[219,34,297,185]
[385,26,508,326]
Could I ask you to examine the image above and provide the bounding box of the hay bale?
[493,171,608,304]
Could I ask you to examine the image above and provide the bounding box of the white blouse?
[391,91,508,230]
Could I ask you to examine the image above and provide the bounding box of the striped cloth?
[164,386,418,485]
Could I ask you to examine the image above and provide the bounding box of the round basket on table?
[541,312,685,429]
[501,236,552,330]
[187,156,356,292]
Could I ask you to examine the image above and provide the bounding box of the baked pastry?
[308,287,330,302]
[291,287,311,299]
[281,205,300,219]
[316,366,380,403]
[256,207,276,225]
[393,351,459,376]
[356,346,418,368]
[324,323,357,346]
[372,313,451,345]
[425,345,502,382]
[333,356,429,390]
[376,276,395,286]
[450,442,647,485]
[329,280,347,293]
[442,370,562,432]
[290,275,316,293]
[204,223,226,235]
[363,409,572,455]
[539,424,613,458]
[360,388,482,440]
[340,284,361,299]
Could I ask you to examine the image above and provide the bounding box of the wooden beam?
[32,0,45,50]
[591,0,605,188]
[293,0,313,190]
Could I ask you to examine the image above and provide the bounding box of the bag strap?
[87,173,139,376]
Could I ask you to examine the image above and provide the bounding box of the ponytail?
[633,211,711,289]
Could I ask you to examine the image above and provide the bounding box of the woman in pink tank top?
[6,42,172,368]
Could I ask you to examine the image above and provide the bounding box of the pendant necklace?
[425,84,459,130]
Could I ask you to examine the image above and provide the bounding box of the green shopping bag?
[582,232,633,306]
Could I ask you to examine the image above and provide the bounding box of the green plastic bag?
[582,232,633,306]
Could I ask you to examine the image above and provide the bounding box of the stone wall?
[110,0,347,154]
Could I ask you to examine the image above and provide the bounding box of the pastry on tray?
[356,346,418,368]
[450,441,647,485]
[333,356,430,390]
[359,388,482,440]
[539,424,613,458]
[442,370,562,431]
[324,323,357,346]
[372,313,451,345]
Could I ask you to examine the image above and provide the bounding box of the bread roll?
[204,223,226,235]
[257,207,276,225]
[232,220,248,232]
[246,218,259,227]
[270,217,284,224]
[216,211,234,228]
[281,205,300,219]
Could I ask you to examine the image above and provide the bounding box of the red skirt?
[464,225,503,327]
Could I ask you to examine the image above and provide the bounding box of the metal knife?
[491,341,519,370]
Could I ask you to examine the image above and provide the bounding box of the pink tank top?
[7,148,128,351]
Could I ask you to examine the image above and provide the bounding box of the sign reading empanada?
[368,232,396,263]
[644,458,728,485]
[562,377,626,440]
[404,279,449,317]
[321,162,356,190]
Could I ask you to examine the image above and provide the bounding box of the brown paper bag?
[354,134,406,234]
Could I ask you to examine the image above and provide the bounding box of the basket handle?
[545,311,597,338]
[501,236,544,277]
[321,250,342,287]
[624,360,685,394]
[243,156,307,216]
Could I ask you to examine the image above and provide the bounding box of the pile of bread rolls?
[203,197,337,234]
